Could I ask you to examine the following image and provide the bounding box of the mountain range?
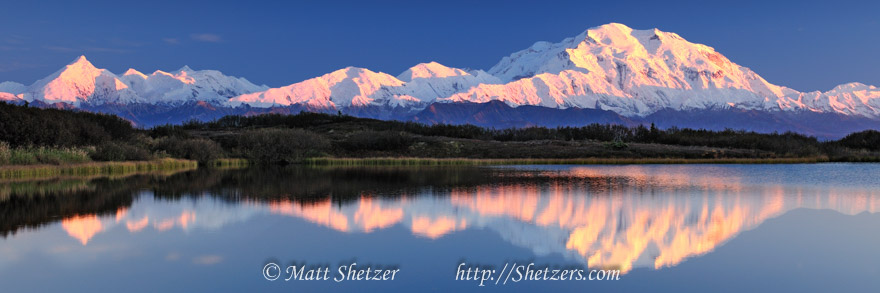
[2,23,878,138]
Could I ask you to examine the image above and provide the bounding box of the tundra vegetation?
[2,102,879,167]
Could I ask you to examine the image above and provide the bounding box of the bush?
[837,130,880,151]
[91,142,152,162]
[338,130,413,152]
[0,141,8,164]
[233,128,329,164]
[604,140,629,150]
[0,102,135,147]
[153,137,224,164]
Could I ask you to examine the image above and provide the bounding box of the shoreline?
[2,156,875,180]
[304,157,834,166]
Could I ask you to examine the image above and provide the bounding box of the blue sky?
[1,0,878,91]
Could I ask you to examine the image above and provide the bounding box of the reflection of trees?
[0,169,216,237]
[0,166,646,238]
[148,166,547,202]
[0,177,140,237]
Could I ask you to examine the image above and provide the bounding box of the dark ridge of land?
[2,101,880,166]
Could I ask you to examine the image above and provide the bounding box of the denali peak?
[476,23,794,116]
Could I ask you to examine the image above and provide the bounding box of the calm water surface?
[1,164,879,292]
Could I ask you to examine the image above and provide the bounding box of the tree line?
[2,102,879,164]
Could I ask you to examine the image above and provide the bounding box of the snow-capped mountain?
[0,81,26,94]
[7,55,267,106]
[0,81,25,102]
[784,82,880,117]
[226,62,500,109]
[0,92,20,102]
[118,65,269,105]
[470,23,871,118]
[23,56,140,105]
[392,62,502,105]
[227,67,407,109]
[226,23,879,120]
[0,23,878,136]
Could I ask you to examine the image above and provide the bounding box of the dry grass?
[0,158,198,180]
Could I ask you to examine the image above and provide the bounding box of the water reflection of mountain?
[0,166,518,237]
[3,165,878,272]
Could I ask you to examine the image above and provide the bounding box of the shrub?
[0,141,9,164]
[233,128,329,164]
[604,140,629,150]
[338,130,413,152]
[153,137,224,164]
[91,142,152,162]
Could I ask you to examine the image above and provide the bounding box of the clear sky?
[1,0,877,92]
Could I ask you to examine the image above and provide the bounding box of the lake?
[1,164,879,292]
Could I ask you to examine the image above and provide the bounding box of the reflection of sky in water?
[2,164,880,292]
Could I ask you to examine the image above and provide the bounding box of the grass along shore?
[0,158,198,180]
[305,157,831,166]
